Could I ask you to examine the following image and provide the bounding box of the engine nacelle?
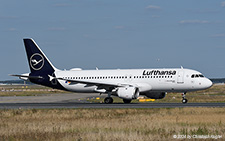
[117,87,139,100]
[144,92,166,99]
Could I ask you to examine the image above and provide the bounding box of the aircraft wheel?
[104,97,113,104]
[123,99,132,104]
[182,98,188,104]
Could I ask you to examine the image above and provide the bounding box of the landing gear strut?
[182,92,188,104]
[104,92,113,104]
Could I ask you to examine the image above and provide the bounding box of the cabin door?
[177,71,184,84]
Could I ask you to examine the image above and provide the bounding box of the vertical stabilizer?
[23,39,64,90]
[24,38,56,75]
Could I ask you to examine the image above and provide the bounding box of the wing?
[57,77,132,91]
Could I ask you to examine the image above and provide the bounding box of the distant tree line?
[210,78,225,84]
[0,80,33,85]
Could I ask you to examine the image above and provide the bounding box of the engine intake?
[117,87,139,100]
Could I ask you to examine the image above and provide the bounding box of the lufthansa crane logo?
[30,53,44,70]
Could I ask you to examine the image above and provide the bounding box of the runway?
[1,102,225,109]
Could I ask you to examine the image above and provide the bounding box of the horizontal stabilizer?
[10,74,43,80]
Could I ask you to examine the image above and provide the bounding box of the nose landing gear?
[182,92,188,104]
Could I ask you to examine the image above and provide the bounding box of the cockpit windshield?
[191,74,204,78]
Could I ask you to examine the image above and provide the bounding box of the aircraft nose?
[205,79,213,88]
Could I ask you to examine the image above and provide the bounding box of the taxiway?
[0,93,225,109]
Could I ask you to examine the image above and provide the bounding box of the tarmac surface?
[0,93,225,109]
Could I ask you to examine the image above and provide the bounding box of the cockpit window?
[191,74,204,78]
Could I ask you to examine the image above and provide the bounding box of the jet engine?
[144,92,166,99]
[117,87,139,100]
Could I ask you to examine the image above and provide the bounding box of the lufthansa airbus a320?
[11,39,213,104]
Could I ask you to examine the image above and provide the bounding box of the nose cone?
[205,79,213,89]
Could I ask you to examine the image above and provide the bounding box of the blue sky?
[1,0,225,80]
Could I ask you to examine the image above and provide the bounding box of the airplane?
[11,38,213,104]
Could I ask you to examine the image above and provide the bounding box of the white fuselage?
[14,38,213,103]
[55,68,212,94]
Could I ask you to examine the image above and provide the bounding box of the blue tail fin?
[24,38,56,75]
[23,39,65,90]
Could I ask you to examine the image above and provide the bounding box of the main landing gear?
[103,92,132,104]
[182,92,188,104]
[123,99,132,104]
[104,97,132,104]
[104,92,113,104]
[104,97,113,104]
